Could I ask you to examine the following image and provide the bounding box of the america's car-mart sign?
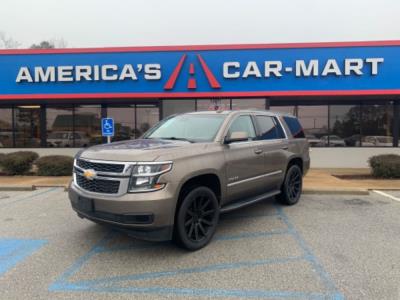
[0,41,399,99]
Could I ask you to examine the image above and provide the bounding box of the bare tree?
[0,31,21,49]
[51,38,68,48]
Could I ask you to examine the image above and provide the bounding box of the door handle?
[254,149,263,154]
[281,146,289,150]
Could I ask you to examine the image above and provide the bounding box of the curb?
[0,186,36,191]
[303,188,369,195]
[0,185,68,192]
[33,185,69,192]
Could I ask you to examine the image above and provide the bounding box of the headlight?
[128,162,172,193]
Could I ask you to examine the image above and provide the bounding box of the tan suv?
[69,110,310,250]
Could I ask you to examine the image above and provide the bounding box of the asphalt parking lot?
[0,188,399,299]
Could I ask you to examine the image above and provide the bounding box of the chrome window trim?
[276,116,289,140]
[227,170,283,187]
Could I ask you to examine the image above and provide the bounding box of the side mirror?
[224,131,249,144]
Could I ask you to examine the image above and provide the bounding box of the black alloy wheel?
[175,186,219,250]
[278,164,303,205]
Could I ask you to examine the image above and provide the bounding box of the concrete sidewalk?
[304,169,400,195]
[0,169,399,193]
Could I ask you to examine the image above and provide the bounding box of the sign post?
[101,118,114,144]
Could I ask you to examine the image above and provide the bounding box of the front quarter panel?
[157,145,227,207]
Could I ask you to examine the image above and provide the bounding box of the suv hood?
[79,138,193,162]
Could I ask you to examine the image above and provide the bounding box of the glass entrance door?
[107,103,160,141]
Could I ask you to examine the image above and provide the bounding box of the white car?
[305,134,321,147]
[47,131,89,147]
[362,136,393,147]
[318,135,346,147]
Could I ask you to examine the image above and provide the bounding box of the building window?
[107,106,136,141]
[297,106,329,147]
[46,106,74,147]
[196,99,231,111]
[162,99,196,118]
[74,105,102,146]
[361,103,393,147]
[0,108,13,147]
[330,105,361,147]
[136,104,159,137]
[231,98,266,110]
[270,106,297,116]
[14,106,41,148]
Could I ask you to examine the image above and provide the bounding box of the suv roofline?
[182,109,295,117]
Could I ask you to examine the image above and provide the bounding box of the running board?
[220,190,281,213]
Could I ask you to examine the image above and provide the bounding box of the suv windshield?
[144,114,226,142]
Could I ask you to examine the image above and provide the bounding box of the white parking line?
[372,190,400,202]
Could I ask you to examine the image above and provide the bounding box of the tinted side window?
[283,116,305,138]
[255,116,280,140]
[227,115,256,140]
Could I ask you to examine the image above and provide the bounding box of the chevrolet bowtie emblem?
[83,169,97,181]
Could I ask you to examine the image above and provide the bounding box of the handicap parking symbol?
[101,118,114,137]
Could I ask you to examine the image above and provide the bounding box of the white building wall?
[1,147,400,168]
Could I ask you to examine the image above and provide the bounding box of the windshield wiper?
[159,137,195,143]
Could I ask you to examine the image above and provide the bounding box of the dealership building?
[0,40,399,167]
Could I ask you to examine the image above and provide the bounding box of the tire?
[174,186,219,251]
[277,164,303,205]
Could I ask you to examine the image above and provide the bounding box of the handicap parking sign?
[101,118,114,137]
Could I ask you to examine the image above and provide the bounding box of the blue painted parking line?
[74,255,305,288]
[50,205,344,299]
[276,206,340,294]
[0,187,61,209]
[96,240,169,253]
[0,239,47,276]
[52,283,344,299]
[50,231,116,287]
[215,228,289,241]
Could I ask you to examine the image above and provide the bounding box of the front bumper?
[68,182,177,241]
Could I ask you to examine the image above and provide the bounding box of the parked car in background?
[344,134,362,147]
[362,136,393,147]
[318,135,346,147]
[47,131,90,147]
[305,134,320,147]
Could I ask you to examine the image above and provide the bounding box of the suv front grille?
[76,174,120,194]
[76,159,125,173]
